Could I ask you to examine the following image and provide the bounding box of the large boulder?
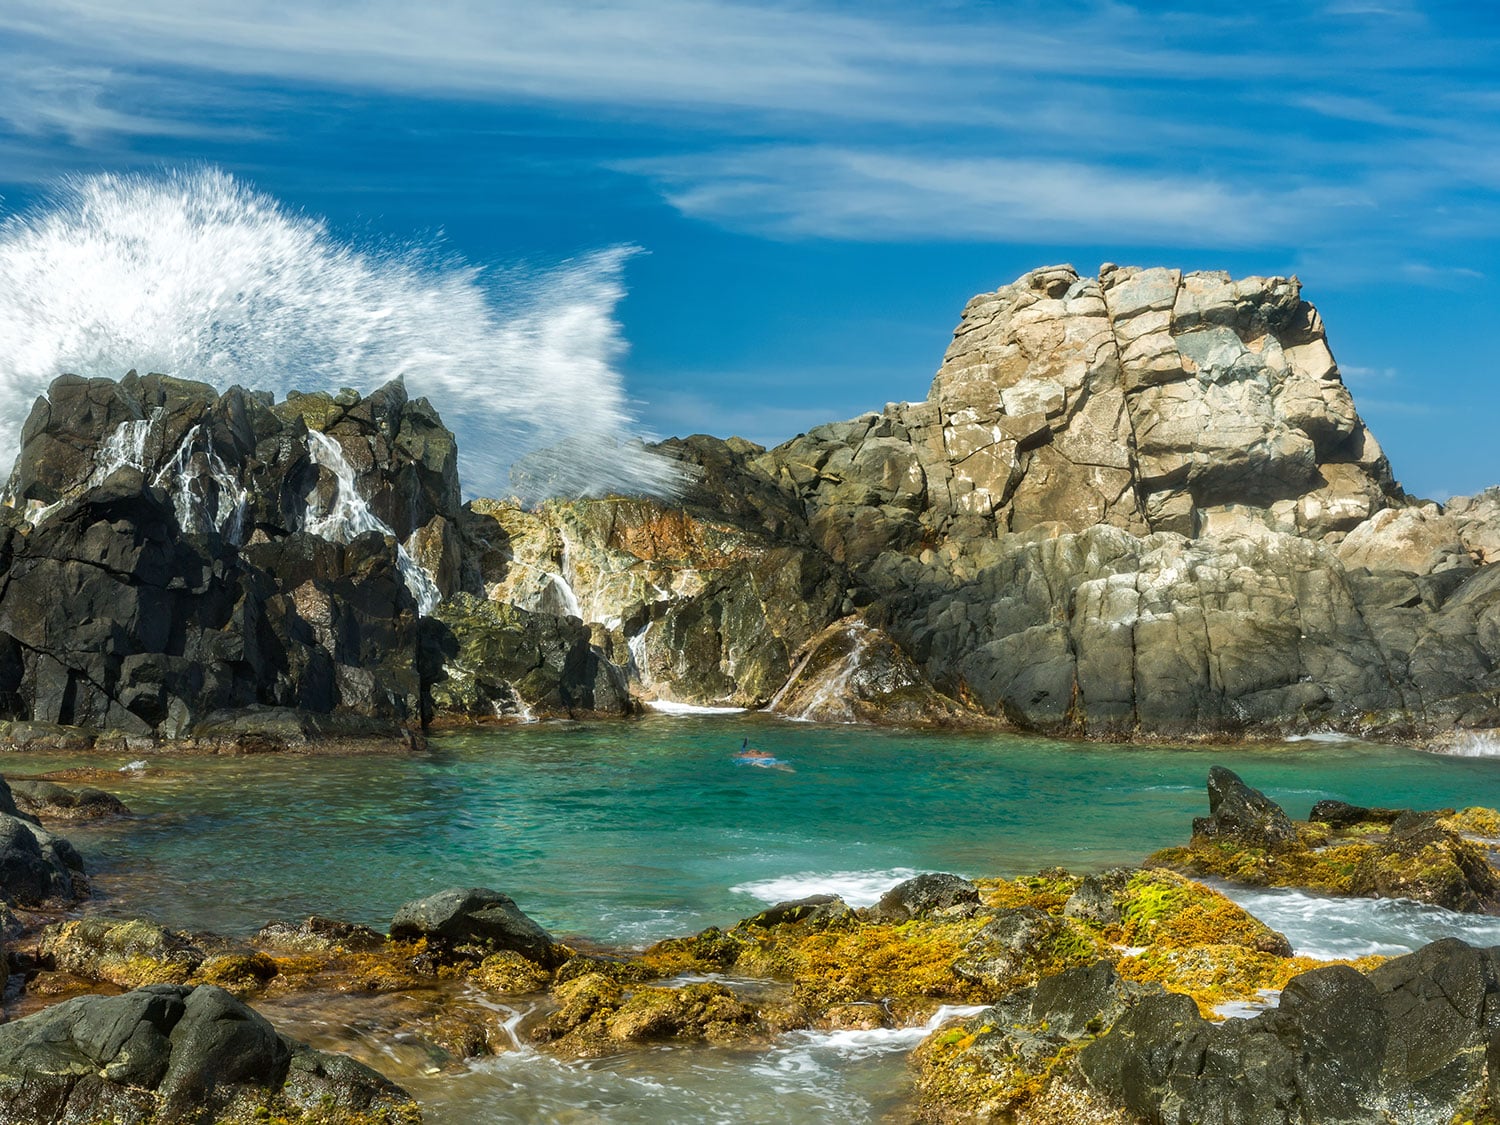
[0,983,418,1124]
[1190,766,1297,850]
[0,373,461,742]
[429,594,630,720]
[390,887,561,966]
[869,873,980,923]
[0,777,87,907]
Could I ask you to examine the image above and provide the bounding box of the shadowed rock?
[1191,765,1297,850]
[390,887,560,966]
[0,983,418,1124]
[870,873,980,923]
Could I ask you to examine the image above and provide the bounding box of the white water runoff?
[0,168,680,503]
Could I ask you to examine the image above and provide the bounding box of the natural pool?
[13,716,1500,1122]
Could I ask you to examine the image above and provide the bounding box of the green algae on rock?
[1151,767,1500,912]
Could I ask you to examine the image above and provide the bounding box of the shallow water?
[12,716,1500,1121]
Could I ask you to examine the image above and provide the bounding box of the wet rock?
[390,887,561,966]
[0,983,419,1124]
[0,373,457,742]
[743,894,854,929]
[766,618,987,727]
[1063,942,1500,1125]
[6,778,129,821]
[0,808,87,907]
[252,915,386,954]
[429,593,631,720]
[39,917,205,987]
[1190,765,1297,850]
[870,873,981,922]
[1307,799,1403,828]
[1159,778,1500,913]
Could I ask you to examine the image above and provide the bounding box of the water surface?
[12,717,1500,1123]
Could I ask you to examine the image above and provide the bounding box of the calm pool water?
[11,716,1500,1122]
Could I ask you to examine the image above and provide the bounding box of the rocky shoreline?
[0,265,1498,749]
[2,765,1500,1122]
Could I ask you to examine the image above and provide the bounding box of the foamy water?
[1215,882,1500,958]
[0,169,679,502]
[731,868,926,908]
[1435,732,1500,758]
[408,1003,990,1124]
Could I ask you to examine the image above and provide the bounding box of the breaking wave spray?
[0,168,679,501]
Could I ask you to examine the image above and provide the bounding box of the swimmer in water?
[734,738,794,771]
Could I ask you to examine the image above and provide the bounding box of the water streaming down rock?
[0,168,681,503]
[305,430,441,614]
[154,423,251,544]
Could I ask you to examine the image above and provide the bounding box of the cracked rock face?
[0,372,458,741]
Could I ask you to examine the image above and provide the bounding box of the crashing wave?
[0,168,680,503]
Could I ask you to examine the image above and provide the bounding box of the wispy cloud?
[3,1,1500,258]
[621,146,1353,246]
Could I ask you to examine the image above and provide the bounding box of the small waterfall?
[152,424,250,543]
[770,621,878,723]
[90,414,157,485]
[304,430,441,615]
[628,621,653,686]
[540,572,584,619]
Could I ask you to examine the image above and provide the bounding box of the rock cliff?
[5,265,1499,742]
[464,265,1500,738]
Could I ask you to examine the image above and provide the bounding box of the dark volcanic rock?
[0,983,418,1124]
[1191,765,1298,850]
[870,873,980,923]
[742,894,854,929]
[1308,799,1404,827]
[0,776,87,906]
[390,887,560,966]
[7,778,129,820]
[0,373,463,742]
[1077,941,1500,1125]
[429,593,631,720]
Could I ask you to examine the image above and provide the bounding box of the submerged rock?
[0,983,419,1124]
[6,778,129,821]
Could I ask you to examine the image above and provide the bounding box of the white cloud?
[621,146,1340,246]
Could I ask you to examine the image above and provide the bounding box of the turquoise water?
[14,717,1500,945]
[15,717,1500,1123]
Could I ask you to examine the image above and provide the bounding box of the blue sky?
[1,0,1498,499]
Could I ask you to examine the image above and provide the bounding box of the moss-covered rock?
[1151,772,1500,913]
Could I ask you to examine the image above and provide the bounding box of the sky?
[1,0,1498,499]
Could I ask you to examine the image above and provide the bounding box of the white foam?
[305,431,441,614]
[1434,732,1500,757]
[0,169,680,503]
[646,700,748,715]
[1212,988,1281,1020]
[1214,882,1500,959]
[763,1004,992,1063]
[1283,731,1360,744]
[731,867,925,909]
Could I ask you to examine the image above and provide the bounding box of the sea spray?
[0,168,681,502]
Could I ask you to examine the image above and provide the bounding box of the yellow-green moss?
[1115,870,1286,952]
[469,951,551,995]
[1440,807,1500,838]
[975,873,1082,913]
